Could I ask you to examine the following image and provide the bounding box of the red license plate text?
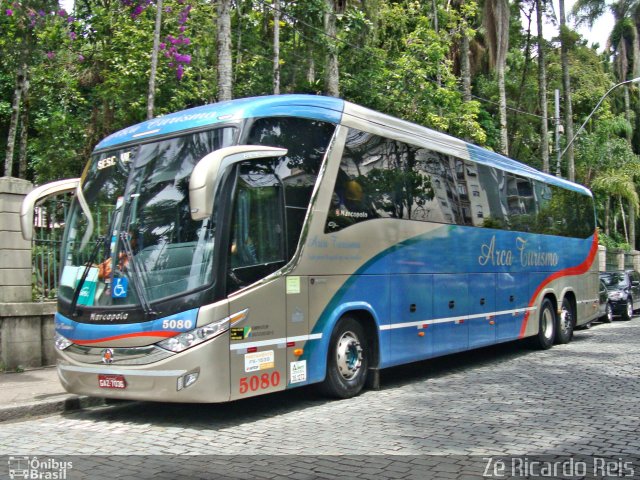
[98,374,127,389]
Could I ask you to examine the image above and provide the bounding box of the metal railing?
[32,198,69,301]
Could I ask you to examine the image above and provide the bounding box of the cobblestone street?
[1,318,639,478]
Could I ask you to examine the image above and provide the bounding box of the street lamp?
[560,76,640,158]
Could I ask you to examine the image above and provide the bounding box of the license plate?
[98,374,127,389]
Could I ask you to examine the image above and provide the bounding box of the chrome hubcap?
[542,308,554,339]
[336,331,363,380]
[607,304,613,322]
[628,301,633,318]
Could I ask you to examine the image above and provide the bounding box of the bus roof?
[95,94,590,196]
[95,95,345,150]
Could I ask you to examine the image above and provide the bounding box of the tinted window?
[325,128,595,239]
[247,117,335,258]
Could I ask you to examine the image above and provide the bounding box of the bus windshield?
[59,127,236,311]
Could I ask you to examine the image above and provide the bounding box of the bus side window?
[227,161,286,292]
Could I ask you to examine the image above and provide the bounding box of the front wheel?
[603,302,613,323]
[319,316,368,399]
[622,298,633,321]
[555,297,574,344]
[530,298,556,350]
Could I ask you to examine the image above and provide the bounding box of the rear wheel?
[555,297,575,344]
[320,316,368,399]
[531,298,556,350]
[622,298,633,321]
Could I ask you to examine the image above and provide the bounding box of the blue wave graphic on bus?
[299,225,595,385]
[55,308,199,345]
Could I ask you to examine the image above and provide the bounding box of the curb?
[0,395,106,423]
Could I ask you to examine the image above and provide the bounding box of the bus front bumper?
[56,333,231,403]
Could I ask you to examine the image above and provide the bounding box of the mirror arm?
[20,178,81,241]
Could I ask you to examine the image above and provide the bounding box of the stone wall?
[0,302,57,370]
[0,177,32,303]
[0,176,56,370]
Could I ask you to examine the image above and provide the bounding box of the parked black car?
[599,270,640,320]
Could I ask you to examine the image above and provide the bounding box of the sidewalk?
[0,367,105,422]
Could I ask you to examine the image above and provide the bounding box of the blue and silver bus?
[22,95,599,401]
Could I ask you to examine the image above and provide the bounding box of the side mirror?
[21,178,80,241]
[189,145,287,221]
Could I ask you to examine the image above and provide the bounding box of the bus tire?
[531,298,556,350]
[320,316,368,399]
[555,297,574,344]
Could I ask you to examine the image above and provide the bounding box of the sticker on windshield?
[112,277,129,298]
[77,268,99,306]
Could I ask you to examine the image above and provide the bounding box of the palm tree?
[559,0,576,181]
[324,0,343,97]
[592,169,639,244]
[536,0,550,173]
[147,0,163,120]
[482,0,510,155]
[575,0,640,246]
[217,0,233,101]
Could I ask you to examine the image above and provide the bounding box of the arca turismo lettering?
[478,235,559,268]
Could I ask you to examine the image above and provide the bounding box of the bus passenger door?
[496,273,529,342]
[468,273,497,348]
[431,274,469,355]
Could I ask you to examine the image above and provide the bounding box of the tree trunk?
[18,73,30,179]
[324,0,339,97]
[620,196,629,244]
[4,63,27,177]
[147,0,163,120]
[307,43,316,85]
[559,0,575,181]
[630,202,636,249]
[536,0,549,173]
[217,0,233,101]
[273,0,281,95]
[605,196,610,235]
[460,33,471,102]
[235,0,243,83]
[498,66,509,155]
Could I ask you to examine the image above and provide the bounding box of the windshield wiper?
[120,231,157,318]
[70,236,105,317]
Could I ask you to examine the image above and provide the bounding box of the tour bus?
[21,95,599,402]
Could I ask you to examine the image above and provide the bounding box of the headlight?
[55,332,73,351]
[158,317,229,353]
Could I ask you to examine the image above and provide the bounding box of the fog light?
[177,369,200,391]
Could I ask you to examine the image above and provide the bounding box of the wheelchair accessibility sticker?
[112,277,129,298]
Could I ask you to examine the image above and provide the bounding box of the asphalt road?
[1,317,638,479]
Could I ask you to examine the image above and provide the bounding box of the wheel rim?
[336,331,363,380]
[541,307,554,340]
[560,306,572,335]
[607,304,613,322]
[627,300,633,318]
